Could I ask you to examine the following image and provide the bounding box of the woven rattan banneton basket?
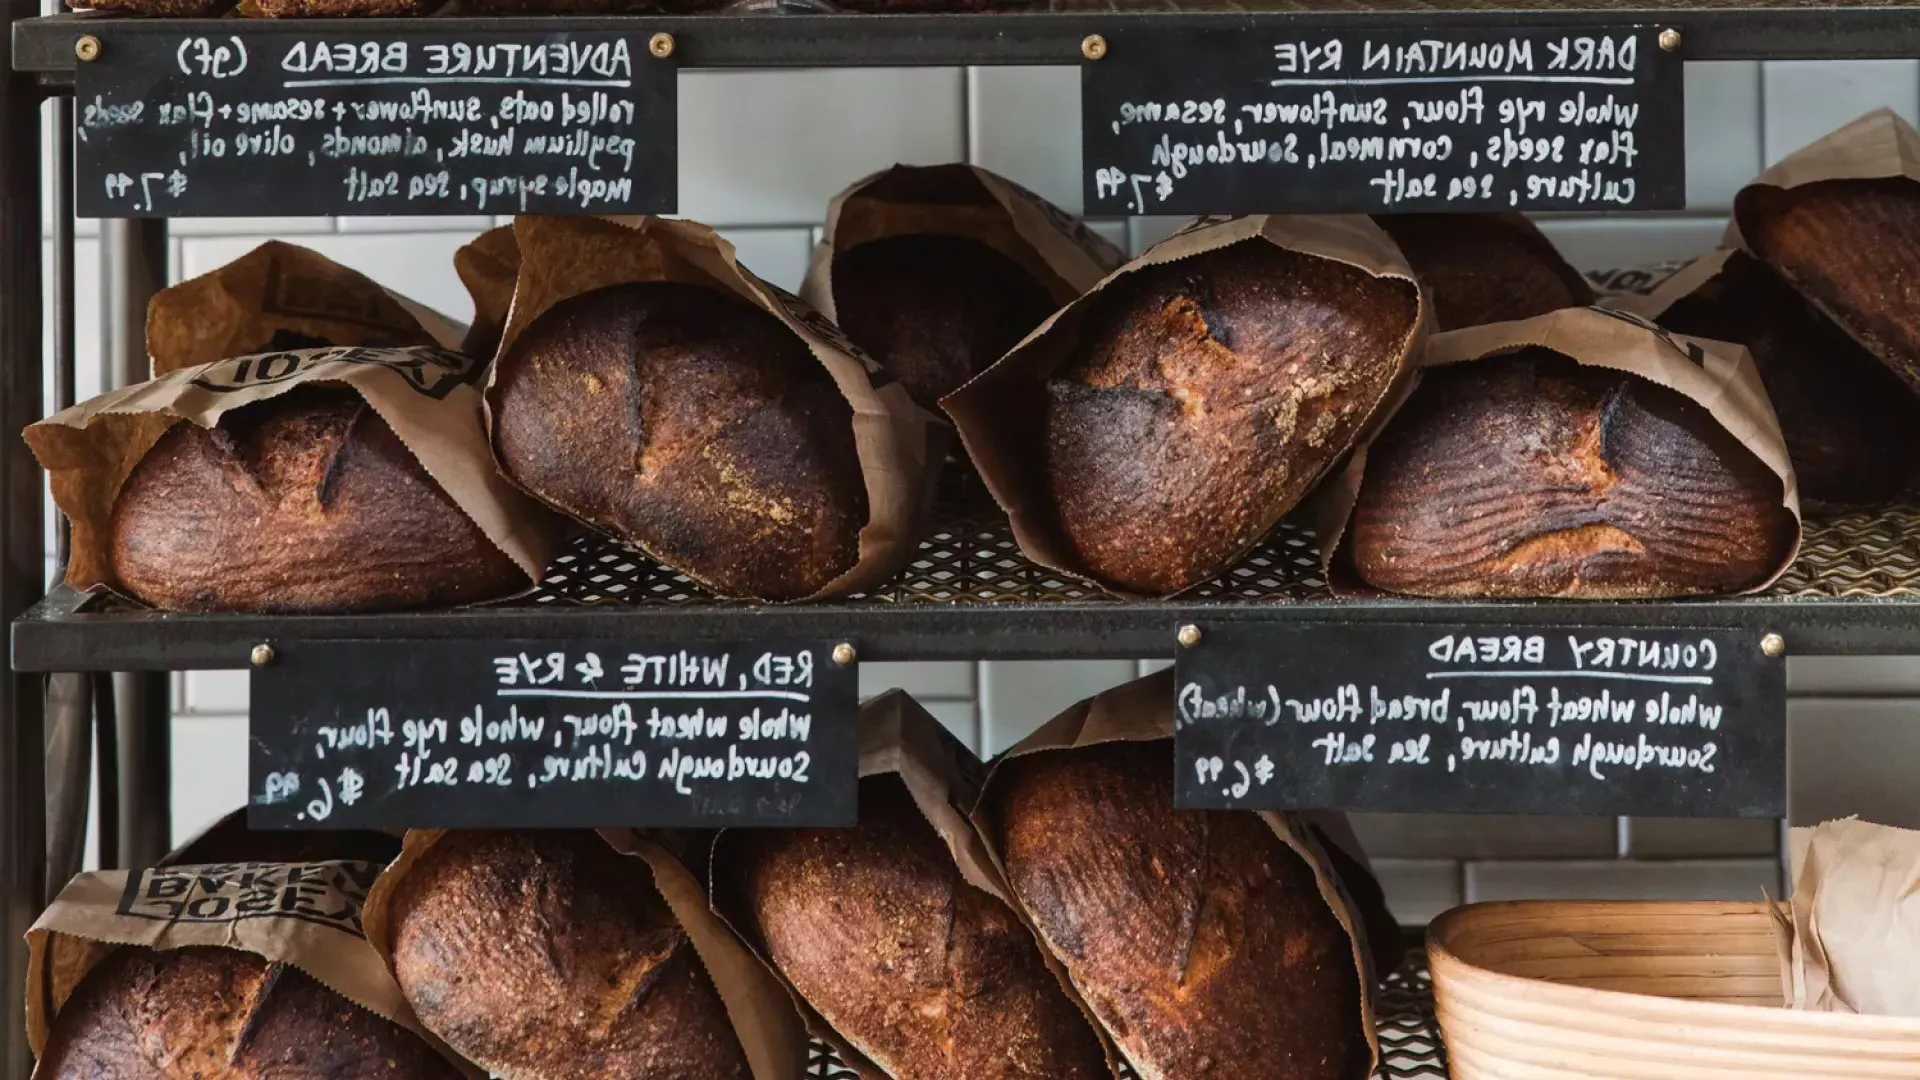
[1429,901,1920,1080]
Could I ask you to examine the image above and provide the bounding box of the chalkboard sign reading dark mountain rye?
[1084,26,1684,216]
[76,30,674,217]
[1174,624,1784,817]
[249,639,856,829]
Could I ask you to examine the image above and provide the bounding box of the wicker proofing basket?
[1429,900,1920,1080]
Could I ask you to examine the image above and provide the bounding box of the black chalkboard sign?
[75,29,674,217]
[1083,25,1684,215]
[248,639,856,829]
[1173,623,1784,816]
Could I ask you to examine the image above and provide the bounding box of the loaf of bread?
[1375,213,1593,330]
[982,740,1365,1080]
[388,831,750,1080]
[1350,348,1796,598]
[1657,251,1920,506]
[238,0,431,15]
[109,386,524,613]
[490,282,867,601]
[834,234,1057,408]
[1740,178,1920,397]
[37,946,462,1080]
[720,776,1107,1080]
[1044,239,1418,595]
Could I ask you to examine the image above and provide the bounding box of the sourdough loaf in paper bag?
[1778,818,1920,1017]
[970,669,1380,1080]
[486,215,944,602]
[27,861,470,1080]
[803,164,1121,409]
[943,214,1425,598]
[711,690,1113,1080]
[1730,108,1920,399]
[1614,248,1920,506]
[25,345,557,612]
[1328,307,1800,598]
[146,240,462,377]
[363,829,806,1080]
[1374,213,1592,330]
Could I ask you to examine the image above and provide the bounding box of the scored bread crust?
[1042,239,1418,596]
[984,741,1366,1080]
[1350,349,1796,598]
[388,831,751,1080]
[723,776,1109,1080]
[38,946,463,1080]
[1375,213,1594,331]
[489,282,867,601]
[109,386,524,613]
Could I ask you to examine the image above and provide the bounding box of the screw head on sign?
[250,643,276,667]
[1761,632,1785,658]
[649,32,675,59]
[1177,624,1202,648]
[832,642,857,666]
[74,35,101,62]
[1082,34,1107,61]
[1658,28,1682,52]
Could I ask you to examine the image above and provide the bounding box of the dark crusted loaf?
[38,947,461,1080]
[109,386,523,613]
[835,234,1057,409]
[490,282,867,601]
[720,776,1108,1080]
[1044,239,1417,595]
[1375,213,1593,330]
[1657,250,1920,506]
[1740,177,1920,399]
[388,830,750,1080]
[1350,348,1796,598]
[983,740,1366,1080]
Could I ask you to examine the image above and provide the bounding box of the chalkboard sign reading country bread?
[1083,26,1684,215]
[248,639,855,829]
[75,30,673,217]
[1174,624,1784,817]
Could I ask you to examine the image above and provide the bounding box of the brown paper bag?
[969,668,1383,1079]
[1586,258,1698,302]
[1727,108,1920,394]
[24,344,558,602]
[942,214,1426,599]
[147,240,464,377]
[709,689,1125,1080]
[486,214,945,601]
[25,860,473,1074]
[1776,818,1920,1017]
[1318,305,1803,594]
[362,828,807,1080]
[800,164,1123,323]
[454,224,521,361]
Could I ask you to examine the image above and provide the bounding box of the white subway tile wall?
[45,62,1917,916]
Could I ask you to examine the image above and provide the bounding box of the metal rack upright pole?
[0,0,47,1070]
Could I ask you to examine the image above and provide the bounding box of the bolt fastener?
[1177,624,1202,648]
[75,35,100,61]
[1658,28,1682,52]
[1082,34,1107,61]
[250,643,276,667]
[649,32,675,58]
[1761,633,1785,658]
[832,642,857,666]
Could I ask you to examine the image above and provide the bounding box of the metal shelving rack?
[7,3,1920,1076]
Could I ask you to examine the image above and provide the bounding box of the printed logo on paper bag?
[116,860,378,935]
[189,345,472,398]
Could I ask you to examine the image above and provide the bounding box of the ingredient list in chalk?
[75,31,673,217]
[1083,26,1683,215]
[248,640,856,829]
[1173,624,1783,817]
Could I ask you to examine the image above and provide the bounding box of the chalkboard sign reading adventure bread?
[75,30,673,217]
[249,640,855,829]
[1084,26,1684,216]
[1174,624,1784,817]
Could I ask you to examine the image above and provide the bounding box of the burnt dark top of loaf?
[108,385,523,614]
[1043,239,1418,596]
[1658,250,1920,506]
[1351,348,1797,598]
[1375,213,1594,331]
[389,830,751,1080]
[490,281,867,601]
[39,946,462,1080]
[835,234,1057,407]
